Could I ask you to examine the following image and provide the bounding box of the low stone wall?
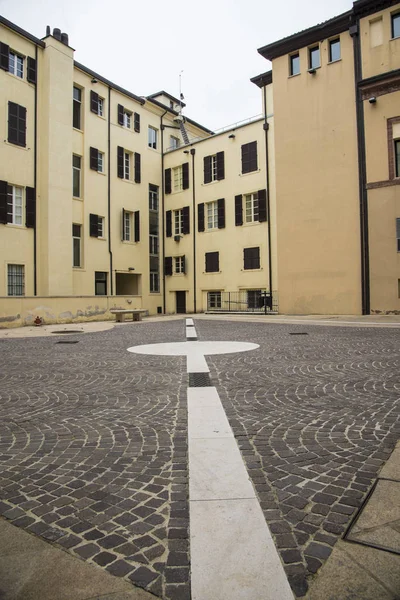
[0,296,143,328]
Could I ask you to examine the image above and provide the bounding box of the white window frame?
[211,155,218,181]
[206,201,218,230]
[7,264,25,296]
[149,186,158,211]
[150,234,158,255]
[73,155,81,198]
[150,272,160,293]
[98,216,105,238]
[98,151,104,173]
[124,151,131,180]
[173,166,183,192]
[174,256,185,274]
[208,291,221,309]
[170,136,180,150]
[11,186,23,226]
[124,211,132,241]
[123,109,131,129]
[72,224,82,267]
[148,126,158,150]
[9,51,24,78]
[245,192,259,223]
[97,97,104,117]
[174,209,183,235]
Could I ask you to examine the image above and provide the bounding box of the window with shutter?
[217,198,225,229]
[198,203,205,232]
[0,42,9,71]
[118,104,124,126]
[0,180,8,225]
[134,153,141,183]
[235,195,243,226]
[90,147,99,171]
[258,189,267,222]
[90,91,99,114]
[8,102,26,147]
[164,256,173,276]
[216,152,225,180]
[182,162,189,190]
[27,57,37,84]
[204,156,212,184]
[241,141,258,174]
[166,210,172,237]
[117,146,124,178]
[244,247,260,270]
[165,168,172,194]
[25,187,35,228]
[205,252,219,273]
[90,213,99,237]
[134,211,140,242]
[174,256,185,274]
[182,206,190,234]
[134,112,140,132]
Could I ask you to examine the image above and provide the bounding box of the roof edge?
[250,70,273,88]
[146,97,213,134]
[0,15,46,48]
[74,62,145,105]
[147,90,186,108]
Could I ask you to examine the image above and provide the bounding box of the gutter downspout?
[108,86,113,295]
[191,148,196,314]
[160,109,168,313]
[263,85,273,302]
[34,44,38,295]
[351,21,370,315]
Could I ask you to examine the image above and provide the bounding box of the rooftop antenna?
[179,70,184,116]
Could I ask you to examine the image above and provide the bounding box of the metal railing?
[207,291,278,314]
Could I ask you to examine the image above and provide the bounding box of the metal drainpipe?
[263,85,273,304]
[160,109,168,313]
[191,148,196,314]
[351,21,370,315]
[108,86,113,295]
[33,44,38,296]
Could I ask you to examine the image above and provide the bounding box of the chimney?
[61,32,69,45]
[46,25,50,36]
[53,28,61,40]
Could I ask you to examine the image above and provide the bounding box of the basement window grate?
[189,372,212,387]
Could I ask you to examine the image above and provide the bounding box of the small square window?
[290,53,300,76]
[170,136,180,149]
[329,38,341,62]
[392,12,400,39]
[309,46,320,70]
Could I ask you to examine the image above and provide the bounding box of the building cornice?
[250,70,273,88]
[353,0,400,19]
[74,62,145,105]
[0,15,45,48]
[146,97,213,134]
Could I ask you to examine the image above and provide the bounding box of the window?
[150,235,158,255]
[7,264,24,296]
[207,201,218,229]
[204,152,225,183]
[97,97,104,117]
[124,211,132,241]
[124,152,131,180]
[123,110,131,129]
[208,291,221,309]
[174,256,185,274]
[247,290,261,310]
[9,51,23,78]
[72,155,81,197]
[9,186,23,225]
[148,126,158,149]
[309,46,320,70]
[396,218,400,252]
[205,252,219,273]
[95,272,107,296]
[98,151,104,173]
[241,142,258,174]
[170,136,180,150]
[150,272,160,293]
[245,193,259,223]
[290,53,300,76]
[174,209,183,235]
[149,184,159,211]
[173,166,183,192]
[329,38,341,62]
[243,247,260,270]
[73,86,82,129]
[8,102,26,147]
[72,224,82,267]
[98,217,105,237]
[395,140,400,178]
[90,213,105,238]
[392,12,400,39]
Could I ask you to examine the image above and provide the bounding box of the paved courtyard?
[0,317,399,599]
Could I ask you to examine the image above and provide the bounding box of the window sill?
[204,271,221,274]
[288,72,301,79]
[242,267,263,272]
[6,71,24,82]
[240,169,260,177]
[73,196,83,202]
[73,266,85,271]
[202,179,220,187]
[328,58,342,65]
[120,178,136,185]
[148,146,159,152]
[73,127,83,133]
[4,223,26,229]
[122,240,138,245]
[3,140,29,151]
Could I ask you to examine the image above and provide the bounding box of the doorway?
[176,291,186,314]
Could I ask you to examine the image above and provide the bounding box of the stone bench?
[110,309,147,323]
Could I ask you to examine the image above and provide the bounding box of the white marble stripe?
[186,352,209,373]
[186,318,194,326]
[187,375,294,599]
[186,326,197,339]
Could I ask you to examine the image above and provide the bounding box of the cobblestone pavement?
[198,319,400,597]
[0,321,189,600]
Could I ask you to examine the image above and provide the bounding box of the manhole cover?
[52,330,83,334]
[56,340,79,344]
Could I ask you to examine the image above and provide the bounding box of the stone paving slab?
[196,318,400,597]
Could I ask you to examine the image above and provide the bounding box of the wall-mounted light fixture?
[228,134,235,139]
[128,267,135,271]
[183,150,190,154]
[91,78,98,84]
[369,96,377,104]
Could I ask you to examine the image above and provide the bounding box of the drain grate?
[52,330,83,334]
[289,332,308,336]
[187,337,198,341]
[189,372,212,387]
[56,340,79,344]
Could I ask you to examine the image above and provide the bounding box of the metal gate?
[207,290,278,313]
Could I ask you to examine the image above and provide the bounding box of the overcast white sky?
[1,0,352,130]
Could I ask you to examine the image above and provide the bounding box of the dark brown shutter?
[27,57,37,84]
[164,256,173,276]
[6,185,13,224]
[216,152,225,180]
[134,210,140,242]
[181,255,186,275]
[182,162,189,189]
[117,146,124,178]
[241,141,258,173]
[0,42,9,71]
[134,112,140,132]
[90,213,99,237]
[258,189,267,222]
[0,180,7,224]
[165,168,172,194]
[235,194,243,226]
[205,252,219,273]
[204,156,212,184]
[25,187,36,228]
[134,153,141,183]
[90,147,99,171]
[217,198,225,229]
[166,210,172,237]
[182,205,190,234]
[244,247,260,270]
[198,203,205,232]
[117,104,124,125]
[90,90,99,113]
[122,208,126,240]
[8,102,26,147]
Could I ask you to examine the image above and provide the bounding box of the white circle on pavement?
[127,341,259,356]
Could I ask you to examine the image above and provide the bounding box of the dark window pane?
[309,47,320,69]
[392,13,400,38]
[95,271,107,295]
[395,140,400,178]
[329,39,341,62]
[290,54,300,76]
